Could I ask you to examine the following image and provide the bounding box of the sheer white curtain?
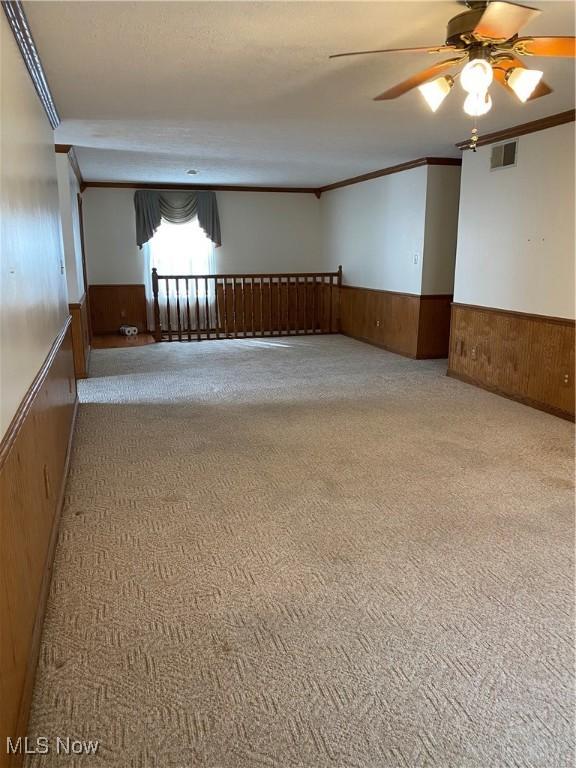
[143,217,216,330]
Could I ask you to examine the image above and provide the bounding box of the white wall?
[0,15,69,436]
[82,188,323,285]
[422,165,461,295]
[216,192,322,273]
[56,153,84,302]
[320,164,462,296]
[83,188,142,284]
[320,166,427,294]
[453,122,575,319]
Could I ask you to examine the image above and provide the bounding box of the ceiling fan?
[330,0,575,146]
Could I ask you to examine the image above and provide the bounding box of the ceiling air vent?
[490,140,518,170]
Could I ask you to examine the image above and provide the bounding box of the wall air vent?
[490,140,518,170]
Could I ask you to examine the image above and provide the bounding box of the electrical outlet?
[376,320,380,327]
[413,254,419,265]
[563,373,570,385]
[471,346,477,360]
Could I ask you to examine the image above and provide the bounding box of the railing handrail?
[152,268,341,280]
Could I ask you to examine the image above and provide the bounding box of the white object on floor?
[119,325,138,336]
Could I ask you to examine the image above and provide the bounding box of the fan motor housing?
[446,8,488,47]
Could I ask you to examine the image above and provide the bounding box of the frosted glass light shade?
[506,67,543,102]
[463,91,493,116]
[418,76,453,112]
[460,59,493,94]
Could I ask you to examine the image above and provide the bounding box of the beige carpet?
[28,335,574,767]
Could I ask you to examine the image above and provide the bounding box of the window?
[148,217,215,277]
[143,218,216,329]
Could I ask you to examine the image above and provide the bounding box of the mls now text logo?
[6,736,99,755]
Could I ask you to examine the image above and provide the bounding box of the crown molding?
[456,109,575,150]
[81,181,319,194]
[80,158,463,197]
[316,157,462,195]
[2,0,60,129]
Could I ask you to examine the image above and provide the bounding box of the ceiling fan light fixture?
[463,90,493,116]
[460,58,494,94]
[418,75,454,112]
[505,67,544,101]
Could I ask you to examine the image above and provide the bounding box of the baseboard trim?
[447,368,574,422]
[14,395,79,745]
[0,316,72,470]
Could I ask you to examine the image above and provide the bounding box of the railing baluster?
[240,277,245,337]
[185,278,192,341]
[329,274,334,333]
[175,278,182,341]
[194,277,201,341]
[277,277,281,335]
[152,268,161,342]
[232,277,237,338]
[294,277,300,336]
[214,278,221,339]
[268,276,273,336]
[223,277,229,337]
[165,278,172,341]
[304,277,309,335]
[337,264,343,334]
[258,279,264,337]
[286,277,290,335]
[250,277,255,337]
[204,276,210,339]
[312,275,318,334]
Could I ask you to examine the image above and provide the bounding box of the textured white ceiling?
[26,0,576,185]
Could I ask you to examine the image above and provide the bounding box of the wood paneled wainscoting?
[0,319,78,767]
[89,284,148,336]
[339,286,453,359]
[448,303,575,420]
[69,292,90,378]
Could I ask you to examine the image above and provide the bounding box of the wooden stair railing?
[152,267,343,342]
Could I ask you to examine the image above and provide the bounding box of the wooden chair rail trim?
[0,315,72,470]
[455,109,575,150]
[342,284,453,301]
[451,302,575,326]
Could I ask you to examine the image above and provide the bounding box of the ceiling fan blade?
[330,45,455,60]
[374,57,464,100]
[513,36,576,57]
[473,1,541,42]
[493,56,553,99]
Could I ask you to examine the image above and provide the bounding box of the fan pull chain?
[470,118,479,152]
